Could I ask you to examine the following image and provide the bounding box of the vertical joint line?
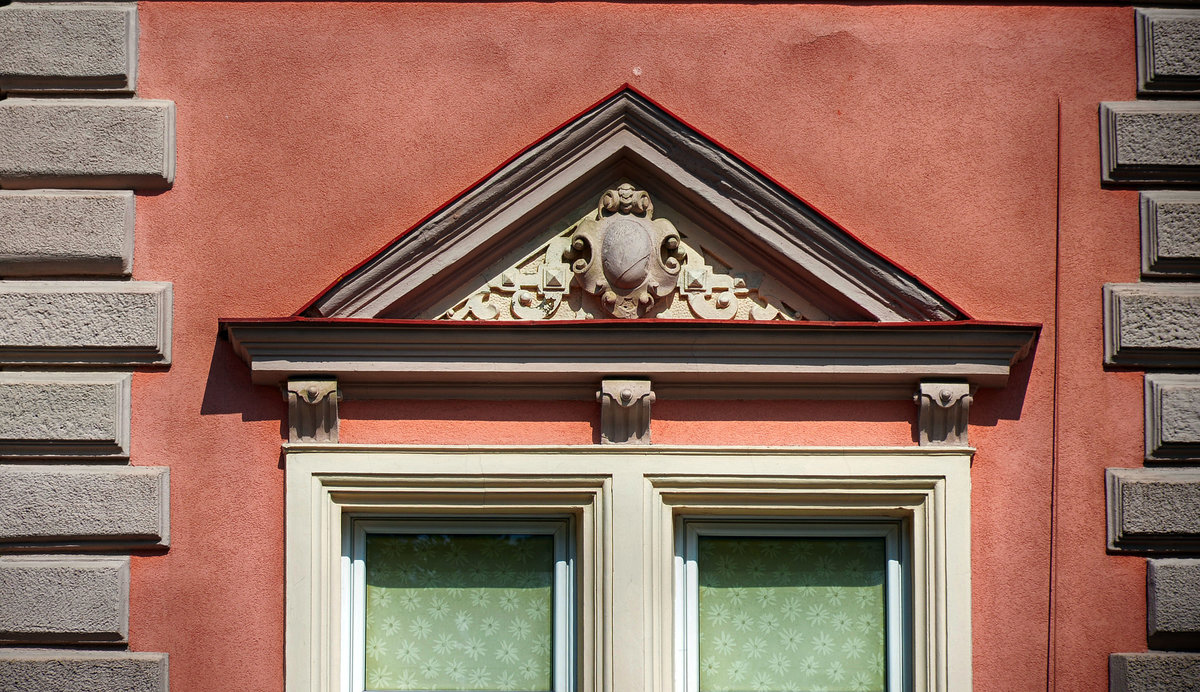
[1047,96,1063,692]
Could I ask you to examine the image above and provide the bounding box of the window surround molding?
[285,445,971,692]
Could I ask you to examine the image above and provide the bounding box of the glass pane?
[697,536,887,692]
[364,533,555,692]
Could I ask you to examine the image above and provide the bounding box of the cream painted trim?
[285,446,971,692]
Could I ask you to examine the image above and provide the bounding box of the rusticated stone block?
[0,190,133,277]
[0,372,130,459]
[1142,191,1200,277]
[0,466,169,550]
[1139,9,1200,96]
[1108,468,1200,552]
[0,649,166,692]
[0,281,171,365]
[1111,652,1200,691]
[1147,375,1200,462]
[1104,283,1200,367]
[1148,559,1200,650]
[1101,102,1200,185]
[0,557,128,644]
[0,3,137,93]
[0,98,174,190]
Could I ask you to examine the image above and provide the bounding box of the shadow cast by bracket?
[969,337,1038,427]
[199,335,286,440]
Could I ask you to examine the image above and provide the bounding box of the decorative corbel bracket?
[597,379,654,444]
[286,378,342,443]
[914,381,973,446]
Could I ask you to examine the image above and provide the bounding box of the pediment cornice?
[222,319,1038,401]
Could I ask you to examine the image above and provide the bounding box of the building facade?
[2,2,1200,691]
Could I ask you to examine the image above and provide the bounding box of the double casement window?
[287,447,970,692]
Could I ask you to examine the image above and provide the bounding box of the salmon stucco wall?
[128,3,1140,691]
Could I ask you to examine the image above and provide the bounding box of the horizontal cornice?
[221,319,1039,400]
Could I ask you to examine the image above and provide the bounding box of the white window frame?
[346,518,575,692]
[285,445,971,692]
[676,519,906,692]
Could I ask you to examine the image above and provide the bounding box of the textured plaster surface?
[0,98,173,189]
[0,557,129,643]
[1148,559,1200,649]
[0,3,136,93]
[0,190,134,277]
[1155,202,1200,258]
[0,648,166,692]
[131,4,1136,691]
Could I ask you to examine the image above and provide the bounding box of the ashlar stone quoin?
[0,98,174,190]
[0,371,131,459]
[0,465,169,550]
[0,3,138,93]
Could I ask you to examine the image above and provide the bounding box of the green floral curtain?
[697,536,887,692]
[364,533,555,692]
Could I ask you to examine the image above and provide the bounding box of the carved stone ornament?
[437,184,805,321]
[597,378,654,444]
[285,378,341,443]
[914,381,972,446]
[563,184,684,318]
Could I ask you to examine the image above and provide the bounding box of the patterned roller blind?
[697,536,887,692]
[363,533,555,691]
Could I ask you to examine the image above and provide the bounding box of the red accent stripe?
[223,315,1039,331]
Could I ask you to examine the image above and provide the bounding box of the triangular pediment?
[303,88,966,323]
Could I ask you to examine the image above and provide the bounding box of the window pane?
[364,533,555,692]
[697,536,887,692]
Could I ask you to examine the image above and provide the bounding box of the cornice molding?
[222,319,1038,401]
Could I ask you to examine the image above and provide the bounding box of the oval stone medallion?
[601,218,653,289]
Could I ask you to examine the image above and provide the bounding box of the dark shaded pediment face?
[302,89,966,324]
